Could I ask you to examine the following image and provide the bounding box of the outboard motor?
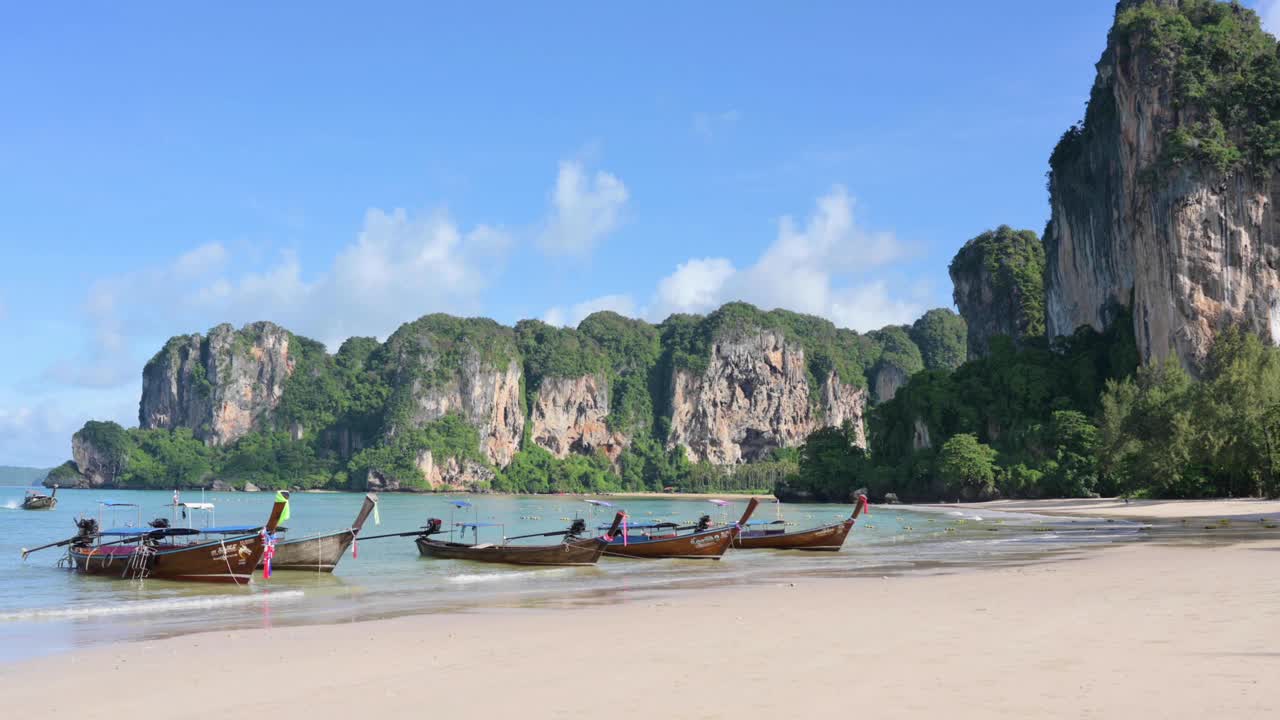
[566,518,587,538]
[422,518,444,536]
[73,517,99,546]
[148,517,170,529]
[695,514,712,532]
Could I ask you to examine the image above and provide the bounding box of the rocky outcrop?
[365,451,494,492]
[71,433,120,488]
[949,226,1045,359]
[140,322,295,446]
[1045,0,1280,368]
[529,374,628,462]
[667,331,866,464]
[380,317,524,467]
[869,363,909,404]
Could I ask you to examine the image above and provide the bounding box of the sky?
[4,1,1280,467]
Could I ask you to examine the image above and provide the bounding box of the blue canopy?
[744,520,786,526]
[97,528,150,536]
[450,500,473,509]
[98,527,203,537]
[98,501,139,507]
[456,522,500,528]
[200,525,260,534]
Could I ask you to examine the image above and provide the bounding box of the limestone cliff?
[379,315,524,467]
[529,374,628,462]
[1045,0,1280,367]
[366,450,495,492]
[139,322,295,446]
[667,330,866,464]
[949,226,1045,359]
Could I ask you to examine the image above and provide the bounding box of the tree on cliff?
[948,226,1045,359]
[909,308,967,372]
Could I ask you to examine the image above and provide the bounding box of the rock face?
[70,434,121,488]
[869,363,909,404]
[140,322,295,446]
[380,318,524,467]
[667,331,866,464]
[365,452,495,492]
[1045,0,1280,368]
[529,374,628,462]
[949,226,1045,359]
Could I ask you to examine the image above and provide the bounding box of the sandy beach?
[4,516,1277,719]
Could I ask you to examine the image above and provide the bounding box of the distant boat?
[21,485,57,510]
[65,498,287,584]
[733,495,867,551]
[603,498,759,560]
[413,511,625,566]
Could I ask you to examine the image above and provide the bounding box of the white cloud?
[653,258,736,317]
[537,161,629,256]
[693,109,741,139]
[1257,1,1280,35]
[45,206,512,389]
[543,294,637,328]
[647,186,921,331]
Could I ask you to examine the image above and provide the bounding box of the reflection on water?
[0,487,1146,662]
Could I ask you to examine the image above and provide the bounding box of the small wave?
[447,568,572,585]
[2,500,18,510]
[0,590,306,622]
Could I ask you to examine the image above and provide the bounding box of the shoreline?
[3,537,1276,718]
[939,497,1280,521]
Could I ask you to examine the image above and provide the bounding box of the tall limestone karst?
[139,321,296,446]
[1046,0,1280,368]
[948,226,1046,359]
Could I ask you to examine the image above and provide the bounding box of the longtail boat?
[408,512,625,566]
[21,485,57,510]
[269,492,378,572]
[603,497,759,560]
[733,495,868,551]
[64,499,287,584]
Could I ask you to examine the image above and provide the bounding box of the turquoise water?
[0,487,1143,662]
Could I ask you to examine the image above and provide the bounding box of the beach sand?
[4,528,1278,719]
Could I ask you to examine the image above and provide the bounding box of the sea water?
[0,487,1144,662]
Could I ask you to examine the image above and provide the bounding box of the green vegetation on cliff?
[949,226,1046,347]
[909,309,967,371]
[1114,0,1280,174]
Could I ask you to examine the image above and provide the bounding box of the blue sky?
[4,1,1278,467]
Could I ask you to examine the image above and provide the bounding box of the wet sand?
[4,534,1277,719]
[957,497,1280,520]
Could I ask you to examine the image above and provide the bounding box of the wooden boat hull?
[68,533,267,584]
[416,536,607,566]
[21,496,56,510]
[603,525,739,560]
[734,519,854,551]
[268,530,355,572]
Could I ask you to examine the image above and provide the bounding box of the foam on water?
[0,590,306,622]
[447,568,574,584]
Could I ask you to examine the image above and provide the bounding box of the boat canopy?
[450,500,473,509]
[707,499,729,507]
[598,521,679,530]
[200,525,261,534]
[455,522,500,528]
[98,501,140,507]
[179,502,215,511]
[98,527,202,537]
[584,499,615,507]
[744,520,787,526]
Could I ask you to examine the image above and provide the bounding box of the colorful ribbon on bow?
[262,531,277,580]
